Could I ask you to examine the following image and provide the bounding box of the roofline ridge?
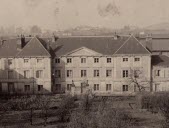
[16,36,35,56]
[16,36,51,57]
[132,35,151,54]
[64,46,103,56]
[114,35,132,54]
[34,37,51,57]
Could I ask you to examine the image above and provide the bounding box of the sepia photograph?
[0,0,169,127]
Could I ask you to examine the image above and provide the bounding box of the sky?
[0,0,169,30]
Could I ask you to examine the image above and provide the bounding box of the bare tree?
[128,68,151,93]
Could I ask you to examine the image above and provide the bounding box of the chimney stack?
[17,34,26,50]
[113,32,119,40]
[52,34,58,42]
[146,34,152,41]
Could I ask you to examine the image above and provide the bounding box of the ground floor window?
[94,84,99,91]
[24,85,30,92]
[106,84,111,91]
[67,84,71,91]
[123,85,128,92]
[38,85,43,91]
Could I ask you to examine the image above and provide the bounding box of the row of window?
[55,84,129,92]
[55,69,112,78]
[7,58,43,65]
[0,83,43,92]
[7,70,43,79]
[55,57,141,64]
[55,69,140,78]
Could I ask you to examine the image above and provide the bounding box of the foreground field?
[0,95,165,128]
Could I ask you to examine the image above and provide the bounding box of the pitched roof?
[114,35,151,55]
[17,37,51,57]
[140,39,169,52]
[50,36,127,56]
[0,39,20,57]
[152,55,169,67]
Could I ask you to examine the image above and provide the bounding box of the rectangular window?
[94,70,100,77]
[67,58,72,63]
[123,85,128,92]
[37,58,43,63]
[94,58,99,63]
[8,59,13,65]
[106,70,112,77]
[123,70,128,78]
[55,58,60,63]
[55,84,61,91]
[134,58,140,62]
[67,70,73,78]
[24,59,29,63]
[107,58,111,63]
[106,84,111,91]
[81,58,86,63]
[24,85,30,92]
[94,84,99,91]
[24,70,30,78]
[155,70,160,77]
[38,85,43,91]
[36,70,43,78]
[123,58,128,62]
[55,70,61,78]
[67,84,72,91]
[8,70,13,79]
[81,70,87,77]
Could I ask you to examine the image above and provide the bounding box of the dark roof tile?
[152,55,169,67]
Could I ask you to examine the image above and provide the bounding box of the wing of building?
[0,34,169,95]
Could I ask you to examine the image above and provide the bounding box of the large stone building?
[0,34,169,95]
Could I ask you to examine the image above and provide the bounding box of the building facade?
[0,34,169,95]
[0,36,52,94]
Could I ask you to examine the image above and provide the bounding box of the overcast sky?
[0,0,169,30]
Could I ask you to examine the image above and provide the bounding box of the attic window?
[94,58,99,63]
[134,58,140,62]
[24,59,29,63]
[155,70,160,77]
[67,58,72,63]
[37,58,43,63]
[123,58,128,62]
[8,59,13,65]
